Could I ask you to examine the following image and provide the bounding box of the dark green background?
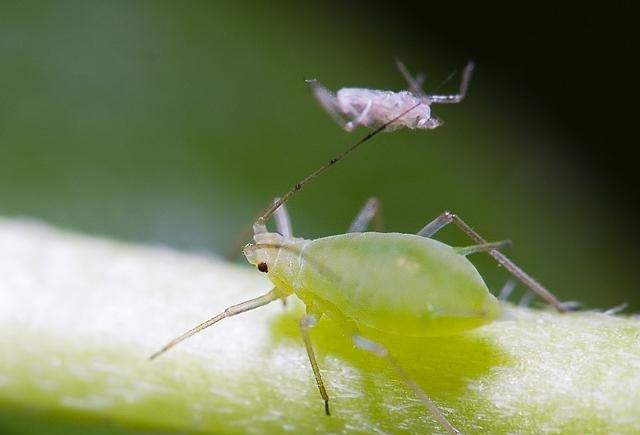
[1,1,637,310]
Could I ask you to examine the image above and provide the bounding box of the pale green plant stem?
[1,218,639,434]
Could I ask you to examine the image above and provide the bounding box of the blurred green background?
[0,0,637,312]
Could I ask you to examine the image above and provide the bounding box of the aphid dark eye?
[257,262,268,273]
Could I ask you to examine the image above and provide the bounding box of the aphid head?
[416,114,442,129]
[242,231,285,273]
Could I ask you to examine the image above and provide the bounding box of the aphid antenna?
[428,61,475,103]
[255,102,423,232]
[394,58,426,96]
[432,67,460,94]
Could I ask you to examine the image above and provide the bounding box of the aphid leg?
[395,59,426,96]
[345,99,373,132]
[273,197,293,238]
[427,61,475,104]
[347,197,383,232]
[149,287,281,360]
[299,314,331,416]
[518,291,535,308]
[417,211,566,312]
[456,240,511,256]
[603,303,627,315]
[306,79,351,130]
[416,212,453,238]
[498,279,517,302]
[352,334,461,435]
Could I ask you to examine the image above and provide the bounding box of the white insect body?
[307,60,475,132]
[335,88,437,131]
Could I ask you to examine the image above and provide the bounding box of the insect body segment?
[289,232,501,336]
[307,60,474,132]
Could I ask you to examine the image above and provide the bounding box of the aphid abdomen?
[296,232,501,337]
[336,89,431,130]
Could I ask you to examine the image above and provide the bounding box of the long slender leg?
[273,197,293,238]
[395,59,426,96]
[456,240,511,256]
[417,212,452,238]
[353,334,461,435]
[427,61,475,104]
[345,99,373,132]
[306,79,351,130]
[519,291,535,307]
[149,287,281,360]
[348,197,383,233]
[498,279,517,302]
[417,211,566,312]
[299,314,331,416]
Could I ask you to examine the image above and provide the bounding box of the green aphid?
[151,101,565,435]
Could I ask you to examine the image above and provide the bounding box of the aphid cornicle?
[306,60,475,132]
[150,72,566,434]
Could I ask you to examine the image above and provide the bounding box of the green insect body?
[152,86,565,434]
[248,231,501,337]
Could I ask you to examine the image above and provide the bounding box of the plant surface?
[1,218,639,434]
